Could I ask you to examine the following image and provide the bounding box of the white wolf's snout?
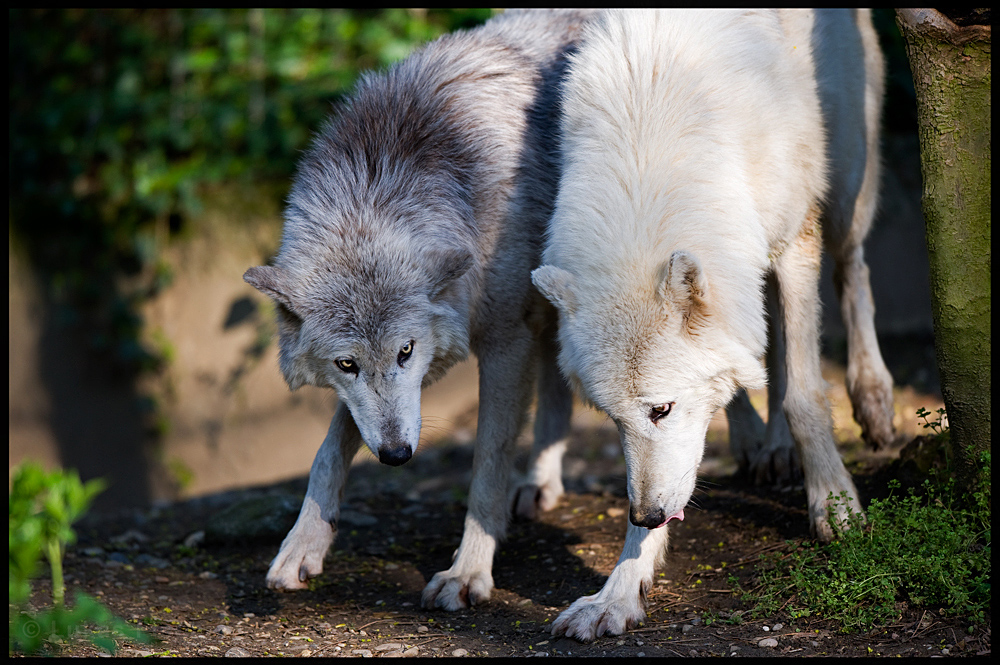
[628,504,684,530]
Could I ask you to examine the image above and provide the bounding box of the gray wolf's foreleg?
[422,331,536,610]
[266,403,362,590]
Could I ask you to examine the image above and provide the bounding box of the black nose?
[629,506,666,530]
[378,444,412,467]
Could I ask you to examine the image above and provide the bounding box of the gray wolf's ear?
[244,265,297,313]
[427,247,474,299]
[532,265,577,315]
[659,250,709,331]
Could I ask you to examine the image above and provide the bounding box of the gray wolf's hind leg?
[266,403,363,590]
[513,327,573,520]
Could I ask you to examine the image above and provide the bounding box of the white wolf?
[532,9,895,640]
[244,10,591,609]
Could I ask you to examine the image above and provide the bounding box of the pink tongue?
[655,509,685,529]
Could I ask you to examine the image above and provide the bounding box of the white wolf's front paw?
[512,477,564,521]
[421,567,494,611]
[265,519,335,591]
[808,485,864,543]
[551,588,647,642]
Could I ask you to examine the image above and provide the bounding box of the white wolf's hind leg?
[833,244,897,450]
[552,519,668,642]
[513,331,573,520]
[423,333,536,610]
[266,403,362,590]
[775,218,861,542]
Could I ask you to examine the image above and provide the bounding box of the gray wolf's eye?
[397,340,414,367]
[336,358,358,374]
[649,403,673,424]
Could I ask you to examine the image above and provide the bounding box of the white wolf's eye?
[397,340,414,367]
[649,402,673,424]
[335,358,358,374]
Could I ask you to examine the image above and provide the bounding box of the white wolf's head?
[245,239,472,467]
[533,251,765,528]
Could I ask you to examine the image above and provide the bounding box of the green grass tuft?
[741,410,990,632]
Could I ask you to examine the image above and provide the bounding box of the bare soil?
[21,345,991,658]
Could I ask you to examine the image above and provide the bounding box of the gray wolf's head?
[533,251,765,528]
[244,92,475,466]
[245,240,471,466]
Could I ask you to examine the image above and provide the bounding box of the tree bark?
[895,9,990,486]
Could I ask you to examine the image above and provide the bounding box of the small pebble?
[759,638,778,648]
[452,649,469,657]
[225,646,251,657]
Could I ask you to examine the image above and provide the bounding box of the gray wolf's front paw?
[265,520,335,591]
[512,477,564,521]
[421,567,494,611]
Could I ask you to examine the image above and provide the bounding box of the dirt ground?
[20,345,991,658]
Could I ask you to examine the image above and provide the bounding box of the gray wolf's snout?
[629,505,667,530]
[378,443,413,467]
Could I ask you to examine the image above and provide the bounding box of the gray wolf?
[243,9,592,610]
[532,9,895,641]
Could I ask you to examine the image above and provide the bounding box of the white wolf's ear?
[659,250,709,331]
[532,265,577,315]
[426,247,474,299]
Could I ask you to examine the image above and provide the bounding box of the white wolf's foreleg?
[266,403,362,590]
[422,333,536,610]
[513,327,573,520]
[775,217,862,542]
[552,519,668,642]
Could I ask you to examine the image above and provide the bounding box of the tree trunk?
[895,9,990,487]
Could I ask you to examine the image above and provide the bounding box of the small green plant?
[9,462,151,655]
[915,406,949,437]
[742,409,990,632]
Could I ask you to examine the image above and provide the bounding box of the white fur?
[534,9,873,641]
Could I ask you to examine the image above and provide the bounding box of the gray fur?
[245,9,591,607]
